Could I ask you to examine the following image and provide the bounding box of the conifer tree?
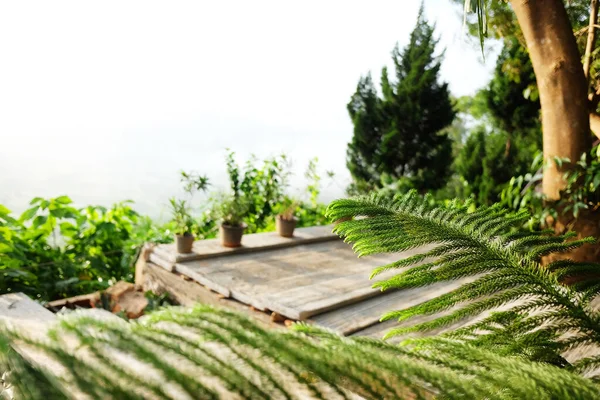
[347,4,455,193]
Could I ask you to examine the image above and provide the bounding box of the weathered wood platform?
[137,225,451,336]
[0,292,56,323]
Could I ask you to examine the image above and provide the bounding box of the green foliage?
[454,128,538,205]
[3,305,600,399]
[457,0,516,42]
[501,144,600,226]
[273,197,298,221]
[237,152,290,231]
[215,150,290,230]
[327,191,600,373]
[347,4,455,193]
[295,158,331,228]
[215,154,330,231]
[450,37,541,206]
[174,171,211,236]
[180,171,210,195]
[212,192,250,228]
[0,197,159,301]
[558,147,600,218]
[143,290,173,313]
[168,198,194,236]
[486,39,540,133]
[459,0,600,97]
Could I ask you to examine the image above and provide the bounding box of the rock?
[112,291,148,319]
[91,281,148,319]
[270,312,286,323]
[104,281,135,300]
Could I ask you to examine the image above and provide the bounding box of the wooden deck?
[138,225,458,336]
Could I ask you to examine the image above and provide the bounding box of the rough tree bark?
[511,0,600,263]
[510,0,592,200]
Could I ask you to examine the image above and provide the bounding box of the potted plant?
[274,198,298,237]
[169,198,195,253]
[216,194,249,248]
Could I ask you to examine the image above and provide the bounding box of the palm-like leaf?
[327,192,600,373]
[4,192,600,398]
[2,306,600,399]
[464,0,489,52]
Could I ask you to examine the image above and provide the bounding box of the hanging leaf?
[20,205,39,222]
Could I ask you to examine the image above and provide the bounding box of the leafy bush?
[220,150,288,231]
[295,158,332,228]
[208,152,331,232]
[501,143,600,228]
[0,197,160,301]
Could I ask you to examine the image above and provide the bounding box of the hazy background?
[0,0,498,218]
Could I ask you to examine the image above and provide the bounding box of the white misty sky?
[0,0,498,217]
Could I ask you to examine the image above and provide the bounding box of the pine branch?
[326,192,600,357]
[3,305,600,399]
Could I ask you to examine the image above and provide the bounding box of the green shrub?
[0,197,161,301]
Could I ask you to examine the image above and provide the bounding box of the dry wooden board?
[140,261,286,330]
[149,251,176,272]
[153,225,337,264]
[309,279,471,335]
[0,292,56,323]
[175,240,429,320]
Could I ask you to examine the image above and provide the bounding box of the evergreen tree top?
[346,1,455,193]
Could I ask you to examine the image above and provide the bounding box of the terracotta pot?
[220,223,246,248]
[276,215,298,237]
[175,233,194,253]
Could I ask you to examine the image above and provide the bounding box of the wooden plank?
[349,304,493,343]
[134,243,155,285]
[153,225,337,263]
[175,262,232,297]
[350,319,399,340]
[309,279,471,335]
[0,293,56,323]
[176,241,371,315]
[175,240,427,320]
[141,262,284,330]
[149,252,174,272]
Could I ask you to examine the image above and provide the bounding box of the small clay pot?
[175,233,194,253]
[220,223,246,248]
[276,215,298,237]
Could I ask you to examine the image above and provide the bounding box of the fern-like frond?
[326,192,600,361]
[2,306,600,399]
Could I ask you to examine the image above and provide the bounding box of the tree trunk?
[511,0,591,201]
